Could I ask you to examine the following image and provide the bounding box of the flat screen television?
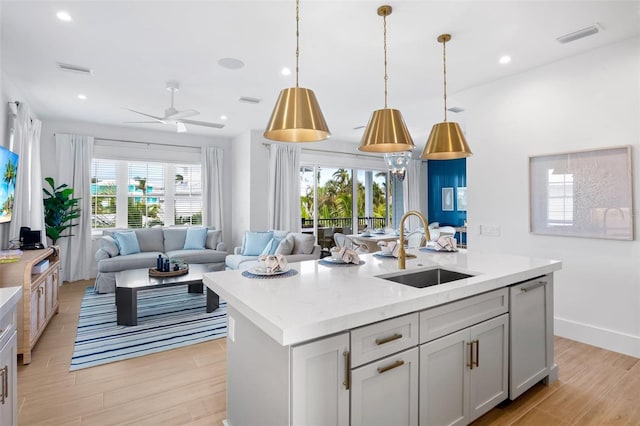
[0,145,19,224]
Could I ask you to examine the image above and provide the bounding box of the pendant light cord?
[295,0,300,88]
[442,38,447,121]
[383,13,388,108]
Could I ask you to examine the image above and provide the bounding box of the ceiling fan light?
[264,87,330,142]
[421,122,472,160]
[359,108,415,152]
[176,122,187,133]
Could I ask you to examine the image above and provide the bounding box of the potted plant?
[43,177,81,245]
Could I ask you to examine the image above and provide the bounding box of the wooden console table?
[0,247,60,364]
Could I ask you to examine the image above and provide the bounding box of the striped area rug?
[70,286,227,371]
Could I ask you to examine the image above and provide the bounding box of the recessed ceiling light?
[220,115,228,121]
[56,11,72,22]
[77,94,87,100]
[499,55,511,65]
[281,67,292,76]
[218,58,245,70]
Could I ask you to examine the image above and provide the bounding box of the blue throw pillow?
[242,231,274,256]
[184,227,208,250]
[260,236,284,256]
[113,231,141,255]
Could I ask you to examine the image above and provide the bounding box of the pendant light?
[422,34,472,159]
[264,0,330,142]
[358,5,415,153]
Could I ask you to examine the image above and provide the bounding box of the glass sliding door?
[301,163,394,251]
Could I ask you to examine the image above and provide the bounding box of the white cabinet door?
[419,314,509,426]
[291,333,350,426]
[0,332,17,426]
[510,276,552,399]
[351,347,419,426]
[468,314,509,421]
[419,328,469,426]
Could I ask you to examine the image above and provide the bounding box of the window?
[91,159,118,229]
[174,165,202,226]
[91,159,202,230]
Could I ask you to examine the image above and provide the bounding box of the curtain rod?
[74,136,200,151]
[261,143,383,160]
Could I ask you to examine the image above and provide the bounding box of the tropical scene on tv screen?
[0,146,19,224]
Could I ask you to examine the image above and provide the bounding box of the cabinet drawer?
[351,313,419,368]
[420,288,508,344]
[0,307,17,348]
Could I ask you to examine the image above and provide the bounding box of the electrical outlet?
[480,225,500,237]
[228,316,235,342]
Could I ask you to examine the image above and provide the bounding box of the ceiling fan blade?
[179,118,225,129]
[123,108,165,122]
[176,122,187,133]
[168,109,199,120]
[124,121,163,124]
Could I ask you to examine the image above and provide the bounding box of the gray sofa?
[225,230,321,270]
[94,227,227,293]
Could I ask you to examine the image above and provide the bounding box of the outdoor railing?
[301,217,387,231]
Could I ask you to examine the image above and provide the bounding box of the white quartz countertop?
[203,250,561,346]
[0,286,23,317]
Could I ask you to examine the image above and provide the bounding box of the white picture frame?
[457,187,467,211]
[442,187,454,211]
[529,146,633,240]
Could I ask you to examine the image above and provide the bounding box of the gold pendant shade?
[423,122,472,159]
[264,87,330,142]
[421,33,472,159]
[359,108,415,153]
[358,5,415,153]
[263,0,330,142]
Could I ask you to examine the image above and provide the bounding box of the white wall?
[460,36,640,357]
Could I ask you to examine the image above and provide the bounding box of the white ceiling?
[2,1,640,150]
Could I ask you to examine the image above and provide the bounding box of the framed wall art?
[442,187,454,211]
[529,146,633,240]
[457,187,467,211]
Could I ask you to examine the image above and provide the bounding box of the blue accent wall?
[427,158,467,227]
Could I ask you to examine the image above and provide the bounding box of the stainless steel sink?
[377,268,474,289]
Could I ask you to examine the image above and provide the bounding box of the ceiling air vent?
[556,24,602,44]
[57,62,93,75]
[239,96,261,104]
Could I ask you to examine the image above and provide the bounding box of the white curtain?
[202,147,224,229]
[403,159,424,231]
[54,133,94,282]
[8,103,46,246]
[268,144,301,231]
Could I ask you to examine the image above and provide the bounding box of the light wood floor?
[17,280,640,425]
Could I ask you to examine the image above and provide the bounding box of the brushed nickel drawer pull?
[375,333,402,345]
[377,360,405,374]
[521,281,547,293]
[343,351,350,390]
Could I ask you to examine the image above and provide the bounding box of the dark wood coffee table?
[115,264,219,326]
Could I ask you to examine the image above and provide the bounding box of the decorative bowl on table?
[149,263,189,277]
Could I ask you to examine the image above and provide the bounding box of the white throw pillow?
[274,234,295,256]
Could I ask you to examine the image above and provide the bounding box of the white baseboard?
[555,317,640,358]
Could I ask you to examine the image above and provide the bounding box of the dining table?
[346,231,400,253]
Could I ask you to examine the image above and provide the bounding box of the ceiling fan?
[124,81,224,132]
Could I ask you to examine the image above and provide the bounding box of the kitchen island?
[203,249,561,426]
